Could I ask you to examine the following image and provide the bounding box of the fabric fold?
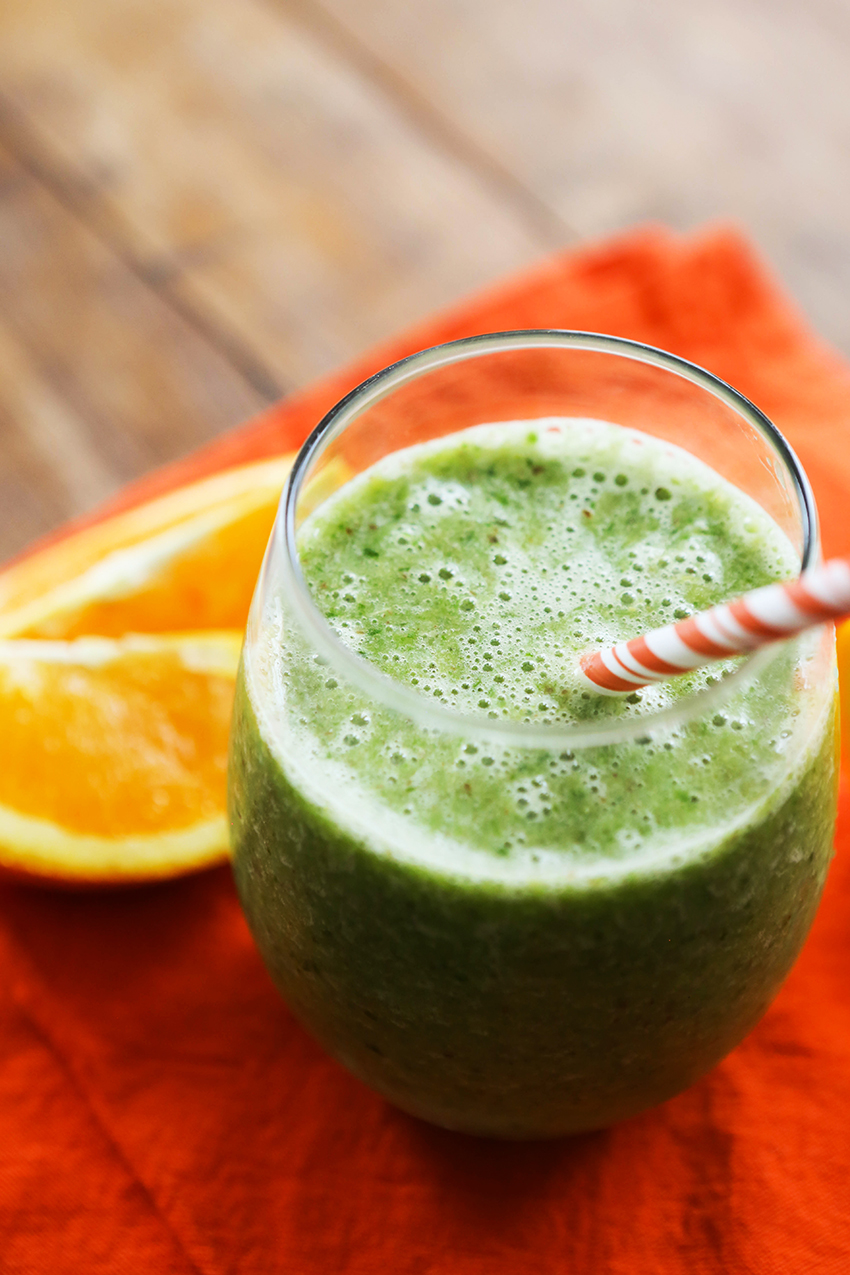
[1,223,849,1274]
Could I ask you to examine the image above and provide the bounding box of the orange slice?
[0,455,297,639]
[0,450,353,884]
[0,632,241,885]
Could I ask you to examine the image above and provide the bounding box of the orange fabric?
[2,224,850,1273]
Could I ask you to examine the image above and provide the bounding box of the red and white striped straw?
[578,555,850,695]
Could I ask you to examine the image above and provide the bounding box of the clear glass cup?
[228,332,838,1139]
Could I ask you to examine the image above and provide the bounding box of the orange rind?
[0,450,355,885]
[0,632,241,885]
[0,455,296,640]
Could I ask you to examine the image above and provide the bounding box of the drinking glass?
[228,332,837,1138]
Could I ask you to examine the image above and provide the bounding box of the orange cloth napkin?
[2,224,849,1274]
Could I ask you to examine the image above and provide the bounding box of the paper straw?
[578,555,850,696]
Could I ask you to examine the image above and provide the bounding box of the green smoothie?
[228,418,836,1137]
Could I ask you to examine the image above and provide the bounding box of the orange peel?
[0,450,356,885]
[0,632,241,885]
[0,455,296,640]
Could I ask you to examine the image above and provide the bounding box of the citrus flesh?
[0,455,295,640]
[0,452,355,884]
[0,632,241,884]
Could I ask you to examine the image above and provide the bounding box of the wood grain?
[2,0,850,562]
[0,140,269,559]
[0,0,546,386]
[299,0,850,356]
[0,318,118,560]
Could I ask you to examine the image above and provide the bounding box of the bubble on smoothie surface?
[297,418,796,725]
[251,418,809,877]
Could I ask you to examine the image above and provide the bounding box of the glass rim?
[276,330,820,749]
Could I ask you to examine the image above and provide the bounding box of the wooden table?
[2,0,849,561]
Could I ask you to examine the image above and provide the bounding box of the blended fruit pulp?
[229,419,836,1137]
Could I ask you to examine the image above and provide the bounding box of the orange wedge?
[0,451,353,885]
[0,455,296,640]
[0,632,241,884]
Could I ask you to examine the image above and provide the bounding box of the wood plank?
[0,320,119,562]
[290,0,850,357]
[0,139,270,560]
[0,0,548,389]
